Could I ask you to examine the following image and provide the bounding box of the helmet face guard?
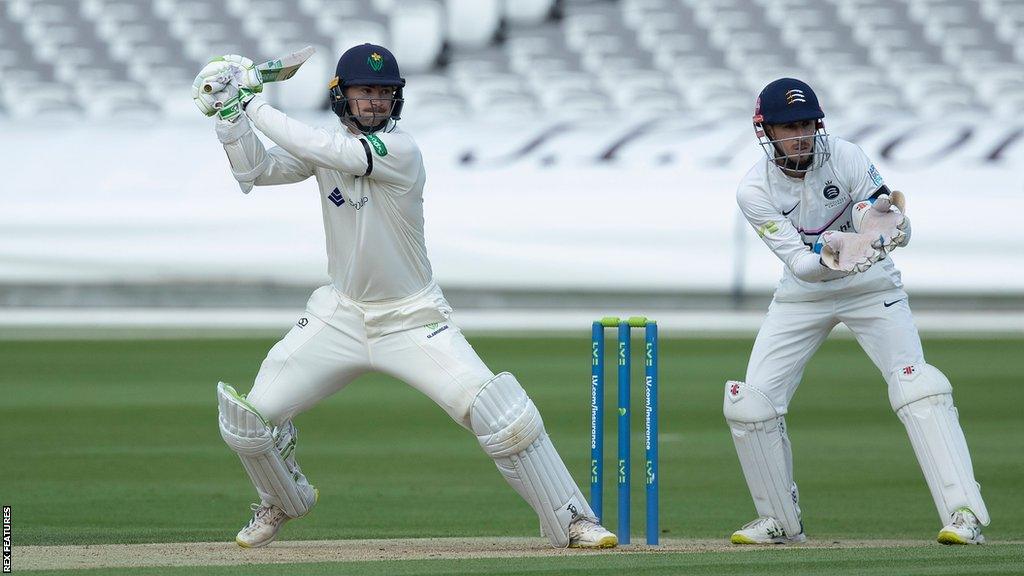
[754,118,830,173]
[329,44,406,134]
[752,78,830,173]
[329,78,405,133]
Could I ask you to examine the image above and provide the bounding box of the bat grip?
[203,80,227,94]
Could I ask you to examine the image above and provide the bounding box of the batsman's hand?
[817,230,885,273]
[852,192,908,252]
[191,55,263,119]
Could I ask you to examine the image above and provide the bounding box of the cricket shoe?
[568,517,618,548]
[730,517,807,545]
[938,507,985,545]
[236,489,318,549]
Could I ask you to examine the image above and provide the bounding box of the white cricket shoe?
[731,517,807,545]
[568,517,618,548]
[235,503,291,548]
[938,507,985,545]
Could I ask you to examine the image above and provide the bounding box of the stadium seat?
[389,1,444,73]
[445,0,501,50]
[504,0,554,25]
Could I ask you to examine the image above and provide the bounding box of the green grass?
[2,335,1022,573]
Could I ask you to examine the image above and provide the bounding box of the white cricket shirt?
[244,96,432,303]
[736,135,903,302]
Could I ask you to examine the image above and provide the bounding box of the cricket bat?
[203,45,316,100]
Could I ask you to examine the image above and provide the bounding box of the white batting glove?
[191,55,262,118]
[208,55,263,92]
[817,230,885,273]
[852,192,907,252]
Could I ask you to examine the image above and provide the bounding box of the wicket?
[591,316,659,545]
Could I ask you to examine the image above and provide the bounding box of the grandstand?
[1,0,1023,120]
[1,0,1023,334]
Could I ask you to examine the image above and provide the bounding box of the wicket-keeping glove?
[816,230,885,274]
[852,191,909,252]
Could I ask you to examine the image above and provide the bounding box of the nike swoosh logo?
[883,299,905,308]
[782,203,799,216]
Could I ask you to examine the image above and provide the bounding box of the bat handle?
[203,80,227,94]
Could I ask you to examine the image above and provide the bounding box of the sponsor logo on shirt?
[328,187,368,210]
[366,134,388,157]
[757,221,779,238]
[868,164,884,187]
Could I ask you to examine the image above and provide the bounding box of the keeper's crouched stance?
[194,44,615,549]
[725,78,988,546]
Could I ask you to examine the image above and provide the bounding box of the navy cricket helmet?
[753,78,830,172]
[329,43,406,133]
[753,78,824,126]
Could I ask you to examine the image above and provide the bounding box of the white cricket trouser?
[746,287,924,413]
[246,281,494,429]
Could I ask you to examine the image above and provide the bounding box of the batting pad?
[471,372,594,548]
[217,382,316,518]
[723,380,803,537]
[889,364,990,525]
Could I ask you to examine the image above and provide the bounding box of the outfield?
[2,335,1022,574]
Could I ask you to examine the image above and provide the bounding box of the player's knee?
[251,398,290,427]
[470,372,544,457]
[438,368,498,430]
[888,363,953,412]
[723,380,779,424]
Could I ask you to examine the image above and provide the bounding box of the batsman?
[725,78,989,546]
[191,44,616,549]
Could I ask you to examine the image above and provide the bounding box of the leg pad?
[723,380,802,537]
[218,382,316,518]
[889,365,989,526]
[471,372,594,548]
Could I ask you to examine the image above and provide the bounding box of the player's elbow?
[231,158,270,186]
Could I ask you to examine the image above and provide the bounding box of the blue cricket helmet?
[329,43,406,132]
[752,78,830,172]
[753,78,824,126]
